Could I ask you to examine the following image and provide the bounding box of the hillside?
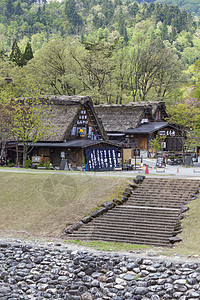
[0,0,198,55]
[1,0,200,105]
[160,0,200,17]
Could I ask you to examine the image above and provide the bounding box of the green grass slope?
[0,171,129,238]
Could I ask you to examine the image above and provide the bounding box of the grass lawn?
[67,240,150,252]
[162,197,200,257]
[0,171,130,237]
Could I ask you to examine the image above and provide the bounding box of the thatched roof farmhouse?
[5,95,120,170]
[95,101,168,135]
[95,101,182,154]
[37,95,107,142]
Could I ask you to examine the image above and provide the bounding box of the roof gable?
[39,95,107,141]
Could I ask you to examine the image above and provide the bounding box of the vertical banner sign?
[85,147,118,171]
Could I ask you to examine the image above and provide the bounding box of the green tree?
[0,104,11,163]
[167,100,200,158]
[22,41,34,65]
[15,0,23,16]
[118,10,128,43]
[129,2,139,17]
[167,101,200,131]
[9,39,23,67]
[4,95,54,167]
[149,135,163,154]
[27,39,80,95]
[0,49,8,62]
[71,37,118,104]
[194,59,200,100]
[64,0,82,32]
[5,0,15,18]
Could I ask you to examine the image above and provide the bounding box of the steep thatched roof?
[95,101,167,132]
[39,95,106,141]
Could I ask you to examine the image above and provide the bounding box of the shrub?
[44,161,51,170]
[25,157,32,168]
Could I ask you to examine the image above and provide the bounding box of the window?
[155,110,161,121]
[128,137,139,147]
[70,126,76,136]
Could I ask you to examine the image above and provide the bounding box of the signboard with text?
[159,129,176,136]
[85,147,118,171]
[156,155,165,167]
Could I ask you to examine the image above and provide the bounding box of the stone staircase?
[64,178,200,246]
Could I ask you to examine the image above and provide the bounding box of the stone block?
[90,207,107,218]
[169,236,182,244]
[81,216,92,224]
[102,201,115,210]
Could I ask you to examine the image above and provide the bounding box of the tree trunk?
[23,144,28,168]
[15,142,19,166]
[0,141,6,160]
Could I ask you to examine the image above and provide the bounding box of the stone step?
[132,190,190,195]
[140,178,200,183]
[104,215,178,222]
[130,195,189,199]
[65,178,200,247]
[136,187,198,193]
[101,210,179,220]
[71,225,173,237]
[129,194,186,199]
[69,233,170,246]
[125,204,183,210]
[92,218,177,227]
[107,206,179,215]
[128,197,186,203]
[133,189,193,195]
[100,213,178,222]
[137,183,199,189]
[83,223,176,233]
[126,200,185,208]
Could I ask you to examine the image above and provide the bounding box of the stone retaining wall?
[0,240,199,299]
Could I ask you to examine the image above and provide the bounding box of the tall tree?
[27,39,79,95]
[71,37,118,104]
[9,39,23,67]
[118,10,128,44]
[22,42,34,65]
[15,0,23,16]
[65,0,82,32]
[5,0,15,18]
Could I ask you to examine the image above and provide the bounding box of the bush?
[44,161,51,170]
[7,163,16,167]
[25,157,32,168]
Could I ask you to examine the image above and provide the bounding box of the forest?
[0,0,200,106]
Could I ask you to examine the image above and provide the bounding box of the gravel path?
[0,238,200,300]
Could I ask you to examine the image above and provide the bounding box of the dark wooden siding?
[166,137,183,151]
